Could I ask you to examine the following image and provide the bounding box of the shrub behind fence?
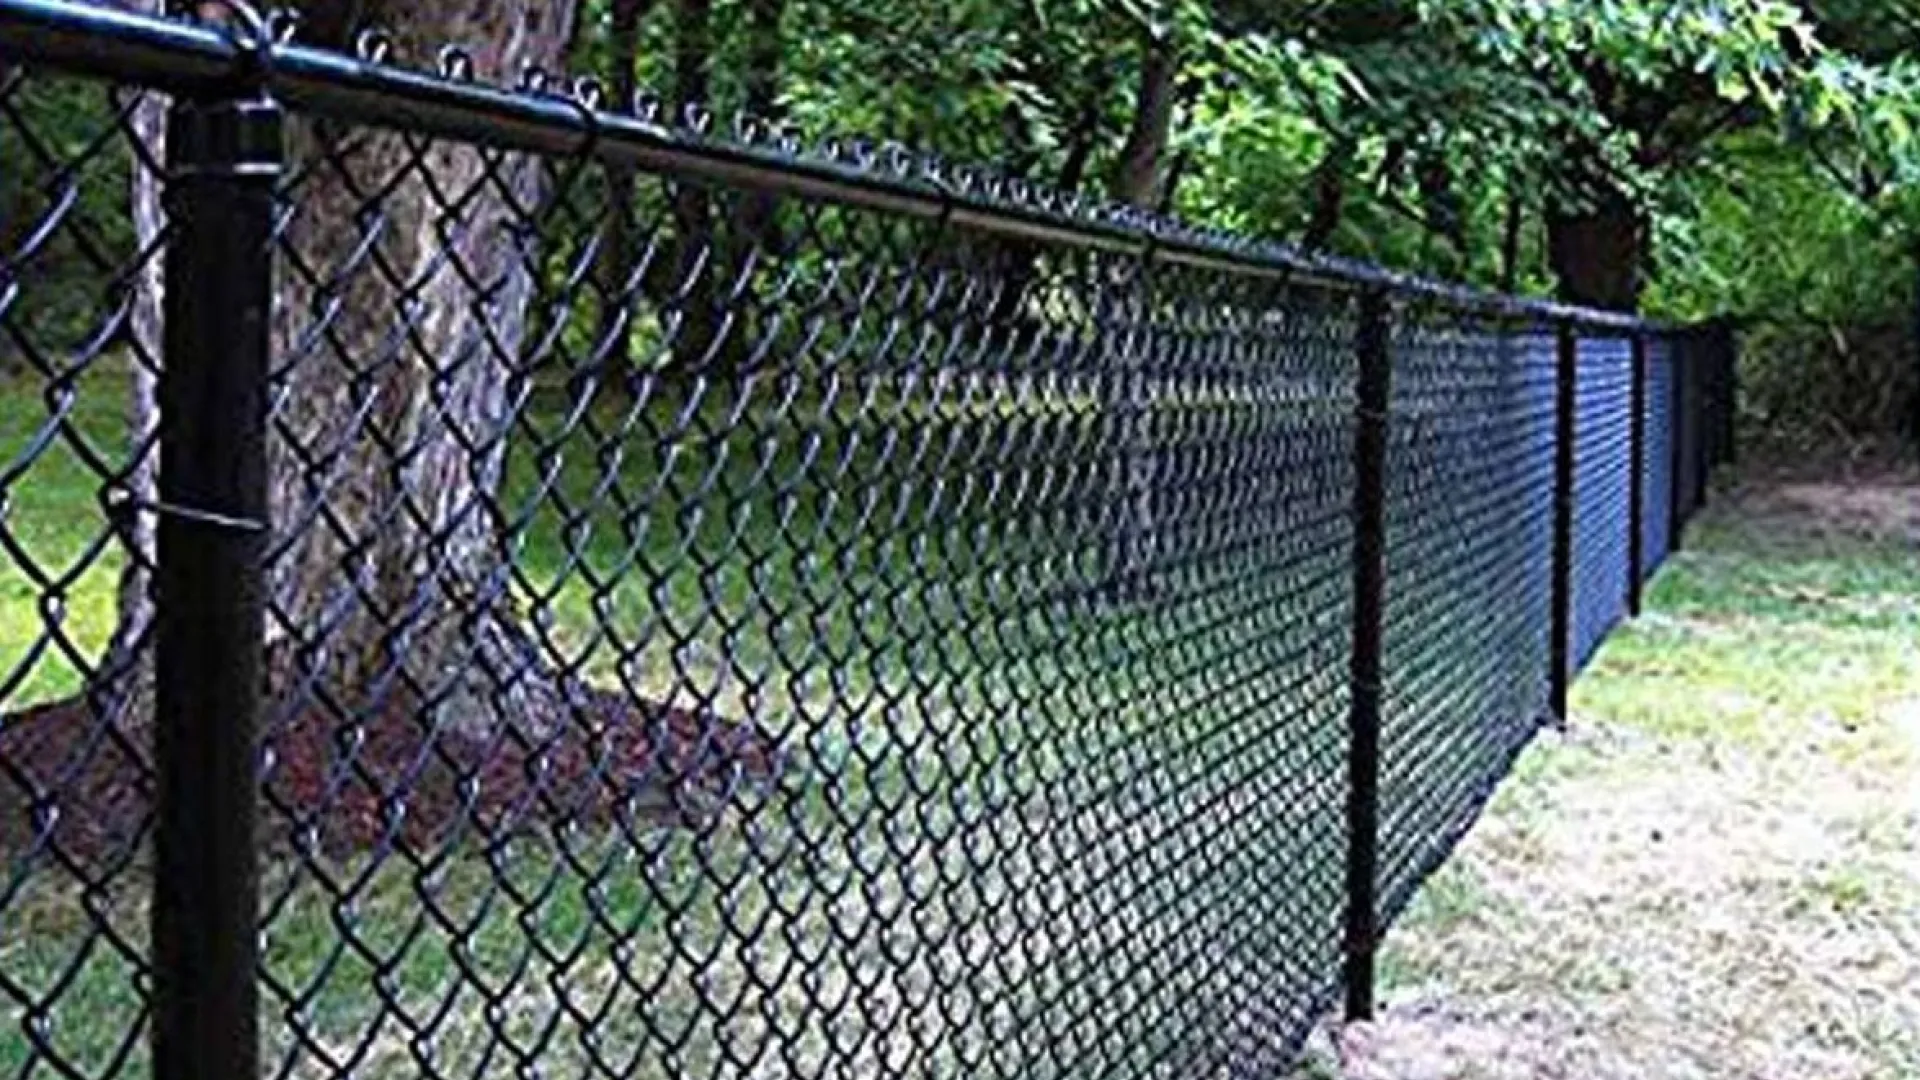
[0,4,1735,1077]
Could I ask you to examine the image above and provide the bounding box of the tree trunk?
[727,0,786,327]
[0,60,22,371]
[1053,106,1102,195]
[740,0,784,133]
[1909,236,1920,450]
[1546,181,1644,311]
[596,0,648,366]
[0,59,14,244]
[1303,133,1355,250]
[3,0,782,863]
[1105,36,1176,602]
[1110,37,1177,208]
[983,70,1108,335]
[263,0,584,740]
[99,86,165,717]
[659,0,736,375]
[1415,150,1467,277]
[1155,149,1190,216]
[1498,188,1525,293]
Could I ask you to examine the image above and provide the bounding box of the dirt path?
[1299,469,1920,1079]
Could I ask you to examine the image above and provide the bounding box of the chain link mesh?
[1641,338,1676,581]
[0,10,1731,1079]
[1373,313,1557,923]
[1571,336,1633,675]
[0,64,160,1080]
[242,104,1367,1074]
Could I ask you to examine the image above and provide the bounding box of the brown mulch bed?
[0,679,784,865]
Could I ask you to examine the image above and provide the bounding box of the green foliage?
[9,0,1920,432]
[1653,134,1919,440]
[0,76,138,359]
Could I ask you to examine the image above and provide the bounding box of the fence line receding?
[0,3,1736,1077]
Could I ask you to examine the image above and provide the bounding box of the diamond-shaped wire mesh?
[1571,336,1633,676]
[1373,312,1556,924]
[0,8,1735,1079]
[1672,334,1708,523]
[244,103,1363,1078]
[1641,338,1676,580]
[0,65,162,1080]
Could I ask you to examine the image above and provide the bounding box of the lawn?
[0,360,1086,713]
[1301,465,1920,1079]
[0,365,1357,1080]
[21,362,1878,1080]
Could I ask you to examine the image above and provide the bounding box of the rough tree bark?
[596,0,649,366]
[1,0,784,860]
[102,86,164,709]
[1302,133,1356,251]
[1110,36,1177,209]
[1546,179,1644,311]
[6,0,601,856]
[254,0,585,741]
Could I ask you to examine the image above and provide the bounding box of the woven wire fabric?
[252,120,1366,1074]
[1374,313,1556,924]
[1,49,1363,1076]
[0,9,1724,1079]
[0,67,161,1080]
[1641,338,1676,580]
[1570,336,1633,675]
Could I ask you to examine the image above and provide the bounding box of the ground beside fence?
[1298,461,1920,1079]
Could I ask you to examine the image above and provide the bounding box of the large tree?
[1410,0,1905,310]
[74,0,771,851]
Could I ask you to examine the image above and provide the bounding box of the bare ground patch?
[1721,452,1920,546]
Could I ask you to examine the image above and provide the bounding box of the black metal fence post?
[1343,289,1392,1022]
[1548,322,1578,722]
[1714,321,1738,469]
[1627,333,1648,617]
[1692,336,1711,513]
[153,86,280,1080]
[1910,238,1920,453]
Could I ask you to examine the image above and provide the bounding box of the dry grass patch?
[1298,469,1920,1079]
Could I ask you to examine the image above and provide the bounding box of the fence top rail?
[0,0,1661,335]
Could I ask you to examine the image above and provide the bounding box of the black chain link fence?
[1373,317,1558,929]
[0,4,1736,1077]
[1641,338,1677,583]
[1572,336,1633,674]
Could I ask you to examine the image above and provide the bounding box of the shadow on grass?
[0,365,1367,1078]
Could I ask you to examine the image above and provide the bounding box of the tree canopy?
[550,0,1919,433]
[6,0,1915,435]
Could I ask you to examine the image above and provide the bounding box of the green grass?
[0,360,128,705]
[0,367,1357,1079]
[17,356,1910,1080]
[1368,489,1920,1078]
[0,365,1057,712]
[1562,511,1919,756]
